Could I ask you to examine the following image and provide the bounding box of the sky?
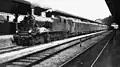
[26,0,111,21]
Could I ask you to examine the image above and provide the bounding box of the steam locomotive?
[13,14,108,46]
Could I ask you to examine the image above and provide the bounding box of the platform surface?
[0,35,13,49]
[93,29,120,67]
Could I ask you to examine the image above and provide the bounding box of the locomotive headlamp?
[16,30,18,33]
[29,29,32,33]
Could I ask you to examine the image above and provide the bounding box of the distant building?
[95,19,102,23]
[111,23,119,29]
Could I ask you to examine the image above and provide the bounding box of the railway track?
[58,30,114,67]
[0,45,17,50]
[0,45,25,54]
[3,39,82,67]
[0,31,109,67]
[90,30,116,67]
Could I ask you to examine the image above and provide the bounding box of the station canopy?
[105,0,120,25]
[0,0,49,15]
[34,6,50,16]
[0,0,32,15]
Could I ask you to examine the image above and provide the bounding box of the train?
[13,14,108,46]
[0,0,108,46]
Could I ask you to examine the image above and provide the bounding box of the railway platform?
[61,29,120,67]
[92,29,120,67]
[0,35,14,49]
